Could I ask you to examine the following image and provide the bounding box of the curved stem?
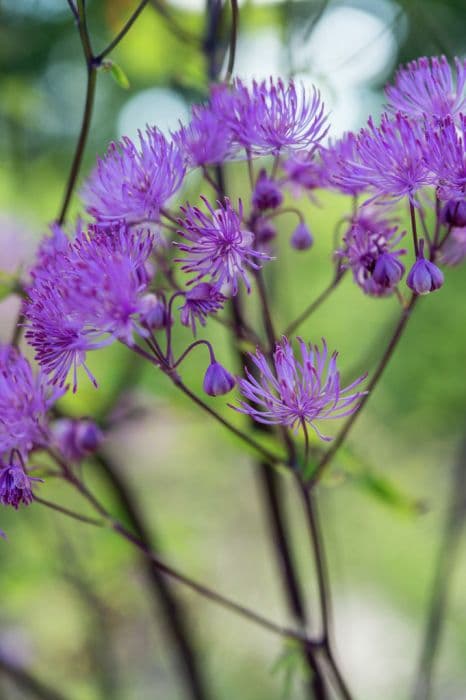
[96,0,149,62]
[58,2,97,224]
[173,339,215,368]
[285,270,345,337]
[307,293,418,490]
[225,0,239,83]
[0,656,71,700]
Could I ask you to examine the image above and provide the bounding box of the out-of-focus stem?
[307,293,418,490]
[0,657,70,700]
[225,0,239,83]
[284,270,345,337]
[95,0,150,61]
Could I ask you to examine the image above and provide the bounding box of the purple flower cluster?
[82,127,185,223]
[235,338,366,441]
[25,222,154,390]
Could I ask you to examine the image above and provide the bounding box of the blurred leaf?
[271,640,308,698]
[337,446,426,515]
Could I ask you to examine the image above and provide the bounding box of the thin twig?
[225,0,239,83]
[285,271,345,337]
[95,0,150,62]
[0,657,71,700]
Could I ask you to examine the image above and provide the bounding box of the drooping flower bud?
[0,461,41,509]
[203,362,236,397]
[140,293,168,330]
[252,170,283,211]
[53,418,103,462]
[291,222,313,250]
[407,241,444,295]
[255,217,277,246]
[440,200,466,228]
[372,252,405,288]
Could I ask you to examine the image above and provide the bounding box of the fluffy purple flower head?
[425,115,466,202]
[336,211,406,296]
[282,152,326,195]
[53,418,103,462]
[407,240,444,294]
[234,337,366,441]
[321,132,366,197]
[25,222,154,390]
[0,460,41,509]
[179,283,226,335]
[252,170,283,211]
[0,345,60,458]
[82,127,185,223]
[176,197,270,294]
[209,78,328,155]
[335,114,431,204]
[203,361,236,397]
[386,56,466,122]
[173,105,235,168]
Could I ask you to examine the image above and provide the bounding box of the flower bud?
[252,170,283,211]
[440,200,466,228]
[140,293,168,330]
[255,217,277,246]
[203,362,236,397]
[372,253,405,288]
[291,222,313,250]
[407,244,444,295]
[53,418,103,461]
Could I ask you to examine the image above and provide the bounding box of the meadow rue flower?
[0,460,41,509]
[321,132,365,197]
[176,197,270,294]
[336,211,406,296]
[234,337,366,441]
[372,252,405,288]
[335,113,431,204]
[282,151,325,195]
[0,345,60,458]
[25,222,154,390]
[441,200,466,228]
[407,240,444,294]
[252,170,283,211]
[140,293,169,330]
[425,115,466,203]
[290,221,313,250]
[173,104,235,168]
[82,127,186,223]
[203,361,236,397]
[179,283,226,335]
[254,217,277,248]
[385,56,466,122]
[209,78,328,155]
[52,418,103,462]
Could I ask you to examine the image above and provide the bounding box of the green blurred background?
[1,1,466,698]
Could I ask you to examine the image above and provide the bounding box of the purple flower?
[176,197,270,294]
[336,211,406,296]
[179,283,226,335]
[173,105,235,168]
[282,152,326,195]
[0,460,42,509]
[440,227,466,266]
[25,222,154,390]
[234,337,366,441]
[82,127,186,223]
[254,217,277,248]
[252,170,283,211]
[321,132,365,197]
[441,200,466,228]
[372,252,405,288]
[209,78,328,155]
[203,361,236,397]
[407,241,444,294]
[0,345,59,458]
[335,114,431,204]
[140,293,169,330]
[290,222,313,251]
[386,56,466,122]
[425,115,465,203]
[53,418,103,462]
